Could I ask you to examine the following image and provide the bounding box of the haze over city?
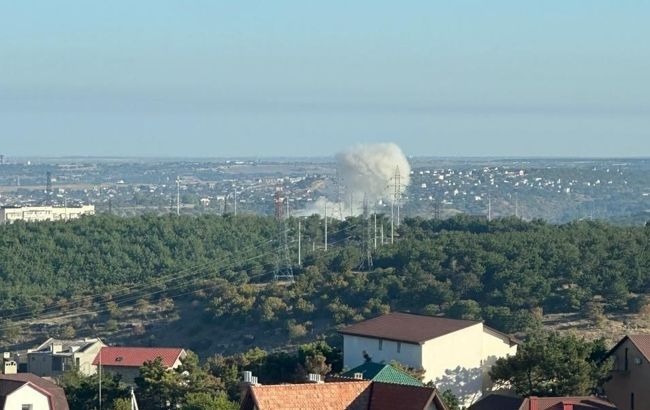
[2,1,649,158]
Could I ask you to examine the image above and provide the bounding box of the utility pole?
[324,201,328,251]
[234,185,238,216]
[298,219,302,266]
[373,213,377,249]
[176,176,180,216]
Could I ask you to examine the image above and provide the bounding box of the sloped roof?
[92,346,185,368]
[368,382,445,410]
[604,334,650,363]
[521,396,617,410]
[340,362,423,386]
[467,394,523,410]
[243,381,372,410]
[0,373,70,410]
[30,337,103,354]
[468,394,616,410]
[240,380,446,410]
[339,312,479,344]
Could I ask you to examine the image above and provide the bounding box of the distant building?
[334,362,424,387]
[92,346,186,385]
[26,337,105,377]
[339,312,518,407]
[0,205,95,224]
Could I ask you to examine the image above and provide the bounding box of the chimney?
[2,360,17,375]
[529,396,538,410]
[563,403,574,410]
[307,373,323,383]
[51,344,63,353]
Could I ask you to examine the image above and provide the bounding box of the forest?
[1,212,650,341]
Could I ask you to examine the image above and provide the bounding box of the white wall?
[481,328,517,392]
[342,335,422,371]
[4,383,51,410]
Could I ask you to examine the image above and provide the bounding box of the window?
[22,405,33,410]
[631,392,635,410]
[76,357,80,368]
[378,339,383,351]
[625,348,629,372]
[397,342,401,353]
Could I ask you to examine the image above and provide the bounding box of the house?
[240,380,448,410]
[339,312,518,407]
[467,393,617,410]
[92,346,186,385]
[334,362,424,387]
[26,338,105,377]
[603,334,650,410]
[0,373,70,410]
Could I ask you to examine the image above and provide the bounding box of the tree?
[135,357,183,410]
[59,367,129,410]
[182,392,238,410]
[440,389,461,410]
[489,331,612,396]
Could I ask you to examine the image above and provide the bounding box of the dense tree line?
[2,213,650,340]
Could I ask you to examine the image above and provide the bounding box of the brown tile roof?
[92,346,185,368]
[0,373,70,410]
[244,381,372,410]
[468,394,616,410]
[521,396,617,410]
[339,312,479,344]
[241,381,446,410]
[467,393,523,410]
[626,334,650,361]
[368,382,445,410]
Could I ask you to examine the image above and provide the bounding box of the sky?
[1,1,649,158]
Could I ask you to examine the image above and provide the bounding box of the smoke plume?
[336,143,411,201]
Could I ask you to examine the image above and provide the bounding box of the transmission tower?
[273,188,294,282]
[45,171,53,205]
[358,194,373,271]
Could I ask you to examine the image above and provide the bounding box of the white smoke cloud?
[293,143,411,218]
[336,143,411,201]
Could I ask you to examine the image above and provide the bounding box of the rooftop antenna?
[273,187,294,282]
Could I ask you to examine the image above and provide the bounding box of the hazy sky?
[1,1,649,158]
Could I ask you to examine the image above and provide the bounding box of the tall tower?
[273,188,294,282]
[45,171,53,205]
[358,194,373,270]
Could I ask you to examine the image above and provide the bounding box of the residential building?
[0,205,95,224]
[240,380,448,410]
[26,338,105,377]
[339,312,518,407]
[0,373,70,410]
[468,393,617,410]
[92,346,186,385]
[603,334,650,410]
[334,362,424,387]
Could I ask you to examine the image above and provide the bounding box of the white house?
[0,373,70,410]
[339,312,518,407]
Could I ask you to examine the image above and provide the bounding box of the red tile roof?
[92,346,185,368]
[339,312,479,344]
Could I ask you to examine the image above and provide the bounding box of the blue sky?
[1,1,649,158]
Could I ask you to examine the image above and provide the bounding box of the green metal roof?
[340,362,424,387]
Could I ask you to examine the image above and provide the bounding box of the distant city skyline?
[1,1,649,158]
